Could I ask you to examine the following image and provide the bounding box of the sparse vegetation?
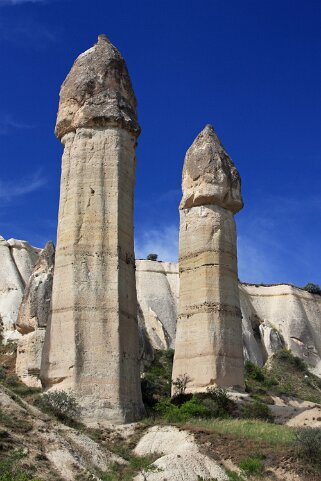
[303,283,321,295]
[37,390,80,422]
[172,373,192,396]
[295,427,321,466]
[0,450,43,481]
[245,351,321,404]
[239,454,264,476]
[242,400,273,422]
[99,451,159,481]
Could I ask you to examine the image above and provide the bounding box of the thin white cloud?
[0,115,34,135]
[0,15,60,45]
[0,171,46,201]
[135,225,179,263]
[0,0,47,5]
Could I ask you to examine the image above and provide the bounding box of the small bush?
[197,387,235,418]
[146,253,158,261]
[37,390,80,422]
[155,396,209,423]
[141,349,174,408]
[295,427,321,465]
[275,349,307,371]
[239,455,264,475]
[303,283,321,295]
[242,400,273,421]
[172,373,192,396]
[245,361,265,382]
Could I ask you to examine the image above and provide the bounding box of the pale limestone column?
[172,125,244,392]
[40,35,144,424]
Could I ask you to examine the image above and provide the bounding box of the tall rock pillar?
[41,35,144,424]
[172,125,244,392]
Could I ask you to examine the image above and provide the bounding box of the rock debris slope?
[134,425,227,481]
[172,125,245,392]
[40,34,144,424]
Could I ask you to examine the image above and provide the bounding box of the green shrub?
[275,349,307,371]
[155,396,209,423]
[303,283,321,295]
[295,427,321,465]
[239,455,264,475]
[245,361,265,382]
[197,387,235,418]
[242,400,273,421]
[37,390,80,422]
[141,349,174,408]
[146,253,158,261]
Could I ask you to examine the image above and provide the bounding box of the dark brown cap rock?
[180,124,243,213]
[55,35,140,139]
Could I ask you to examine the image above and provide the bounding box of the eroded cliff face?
[0,236,40,343]
[137,263,321,377]
[15,242,55,387]
[1,242,320,385]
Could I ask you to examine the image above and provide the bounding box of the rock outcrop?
[172,125,245,392]
[136,260,178,350]
[40,35,144,424]
[240,283,321,375]
[0,236,40,343]
[16,241,55,335]
[134,425,228,481]
[15,241,54,387]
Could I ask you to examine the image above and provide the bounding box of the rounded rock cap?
[180,124,243,213]
[55,35,140,139]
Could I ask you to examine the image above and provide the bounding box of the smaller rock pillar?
[172,125,244,392]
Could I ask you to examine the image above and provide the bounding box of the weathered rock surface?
[15,242,54,387]
[134,425,228,481]
[16,329,45,387]
[16,241,55,335]
[180,125,243,213]
[136,260,178,351]
[0,236,40,343]
[240,283,321,375]
[55,34,140,139]
[1,245,321,381]
[41,35,144,424]
[136,262,321,376]
[173,125,245,392]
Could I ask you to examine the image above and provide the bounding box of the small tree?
[172,373,192,396]
[147,253,158,261]
[38,390,80,422]
[303,283,321,295]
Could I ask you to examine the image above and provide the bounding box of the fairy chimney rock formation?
[41,35,144,424]
[172,125,245,392]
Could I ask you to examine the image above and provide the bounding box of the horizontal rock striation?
[41,35,144,424]
[172,125,245,392]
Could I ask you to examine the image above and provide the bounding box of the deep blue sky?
[0,0,320,286]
